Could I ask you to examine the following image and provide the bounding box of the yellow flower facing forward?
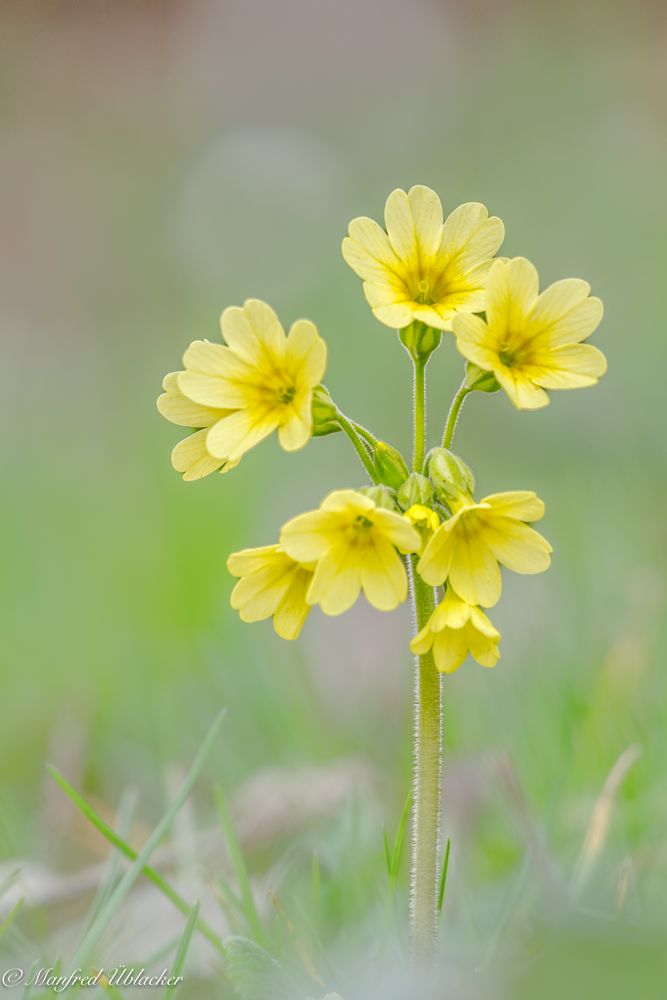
[452,257,606,410]
[342,185,504,332]
[411,587,500,673]
[280,490,421,616]
[417,491,552,607]
[227,545,313,640]
[404,504,440,554]
[157,372,239,481]
[176,299,327,464]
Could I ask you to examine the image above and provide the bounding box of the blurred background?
[1,0,666,996]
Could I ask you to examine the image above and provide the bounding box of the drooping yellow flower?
[417,491,551,607]
[341,185,504,332]
[404,504,440,554]
[227,545,313,640]
[452,256,606,410]
[280,490,421,616]
[157,372,238,481]
[176,299,327,464]
[411,587,500,673]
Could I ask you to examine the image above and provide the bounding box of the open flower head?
[452,257,606,409]
[404,504,440,554]
[342,185,504,332]
[280,489,421,616]
[176,299,327,464]
[227,545,313,640]
[417,490,552,607]
[157,372,238,481]
[411,587,500,673]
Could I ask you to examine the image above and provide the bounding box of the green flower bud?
[358,485,397,510]
[397,472,435,511]
[398,321,443,362]
[311,384,340,436]
[427,447,475,505]
[464,361,500,393]
[373,441,409,489]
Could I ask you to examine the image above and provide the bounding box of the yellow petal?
[407,184,445,257]
[537,296,604,347]
[495,369,550,410]
[384,188,419,262]
[360,539,408,611]
[431,628,469,673]
[448,215,505,275]
[273,570,311,640]
[241,299,286,359]
[182,339,233,375]
[320,489,375,514]
[206,408,277,461]
[417,517,459,587]
[219,305,263,366]
[480,517,552,574]
[485,257,539,333]
[171,428,224,480]
[368,297,416,330]
[481,491,545,522]
[227,544,283,577]
[280,509,340,562]
[530,343,607,389]
[158,373,229,428]
[410,624,434,656]
[372,508,421,553]
[278,407,311,451]
[286,319,327,386]
[177,370,246,409]
[467,625,501,667]
[447,527,502,608]
[527,278,590,331]
[307,545,363,615]
[439,202,488,257]
[469,606,500,641]
[452,313,497,370]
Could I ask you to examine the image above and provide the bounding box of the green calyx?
[373,440,410,489]
[399,321,443,363]
[464,361,500,394]
[311,384,341,436]
[427,447,475,505]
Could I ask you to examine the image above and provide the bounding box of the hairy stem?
[336,410,378,482]
[409,560,442,964]
[413,358,427,472]
[442,382,471,450]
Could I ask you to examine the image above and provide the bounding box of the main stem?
[409,352,442,964]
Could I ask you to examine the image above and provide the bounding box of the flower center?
[498,343,516,367]
[416,279,431,304]
[277,385,296,404]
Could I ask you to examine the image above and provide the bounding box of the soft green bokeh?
[1,1,665,994]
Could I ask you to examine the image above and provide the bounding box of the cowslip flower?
[411,587,500,673]
[227,545,313,641]
[341,184,504,332]
[280,490,421,615]
[157,372,238,481]
[175,299,327,464]
[452,256,606,409]
[417,491,552,607]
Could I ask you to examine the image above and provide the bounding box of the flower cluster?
[158,185,605,674]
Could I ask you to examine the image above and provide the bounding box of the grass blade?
[437,837,451,915]
[215,786,265,946]
[48,710,226,970]
[162,902,200,998]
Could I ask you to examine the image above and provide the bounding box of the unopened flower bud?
[373,441,409,489]
[464,362,500,394]
[404,504,440,553]
[358,485,397,510]
[399,321,443,362]
[311,384,340,437]
[397,472,435,511]
[427,448,475,505]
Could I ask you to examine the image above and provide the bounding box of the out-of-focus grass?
[1,1,666,994]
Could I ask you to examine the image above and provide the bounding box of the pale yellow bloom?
[452,257,606,410]
[157,372,238,481]
[411,587,500,673]
[176,299,327,464]
[404,504,440,554]
[342,185,504,331]
[227,544,313,640]
[280,490,421,616]
[417,491,551,607]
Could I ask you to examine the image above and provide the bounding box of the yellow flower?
[176,299,327,464]
[417,491,552,607]
[227,545,313,640]
[341,185,504,331]
[404,504,440,554]
[411,587,500,673]
[452,256,606,410]
[157,372,238,481]
[280,490,421,615]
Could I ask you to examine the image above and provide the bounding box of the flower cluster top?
[158,185,605,674]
